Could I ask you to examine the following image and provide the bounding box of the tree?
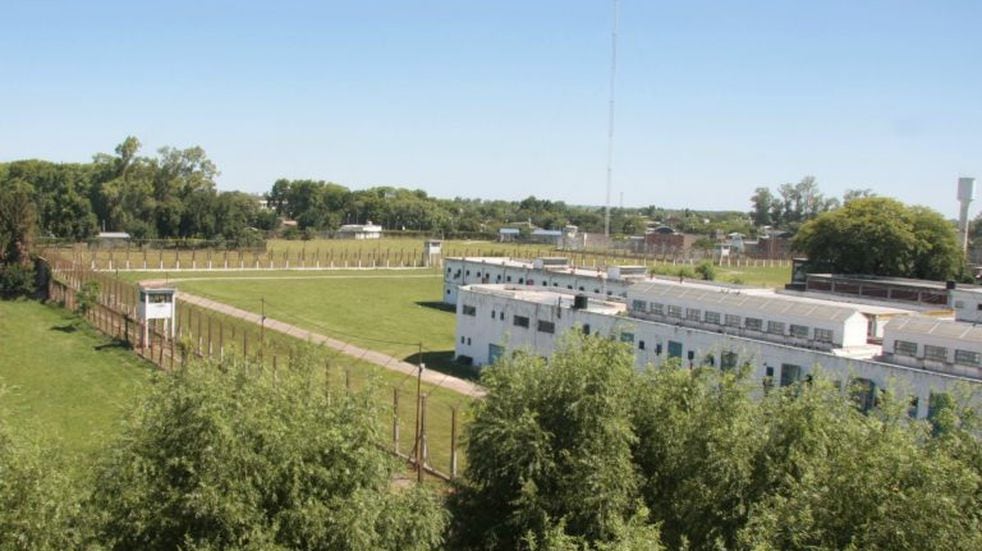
[88,353,446,550]
[0,183,38,298]
[750,187,774,227]
[449,334,654,550]
[793,197,964,280]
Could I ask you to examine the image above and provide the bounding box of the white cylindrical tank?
[958,177,976,202]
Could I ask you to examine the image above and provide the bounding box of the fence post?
[450,405,458,479]
[420,394,429,469]
[393,388,400,454]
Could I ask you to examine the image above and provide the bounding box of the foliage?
[0,263,35,299]
[449,334,653,550]
[694,260,716,281]
[75,280,100,316]
[750,177,839,230]
[0,423,86,549]
[88,354,446,550]
[455,336,982,551]
[793,197,964,279]
[0,183,37,264]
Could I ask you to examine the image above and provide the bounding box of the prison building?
[453,284,981,419]
[882,317,982,379]
[336,224,382,239]
[950,286,982,323]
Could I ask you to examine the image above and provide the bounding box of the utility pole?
[603,0,619,241]
[414,342,425,483]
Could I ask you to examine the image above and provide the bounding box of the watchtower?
[137,285,176,347]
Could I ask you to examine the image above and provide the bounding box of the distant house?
[644,226,697,256]
[337,224,382,240]
[92,231,131,249]
[498,228,520,242]
[753,229,794,259]
[530,228,564,245]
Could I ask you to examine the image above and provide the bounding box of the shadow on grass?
[95,338,133,352]
[414,301,456,313]
[50,323,79,333]
[403,349,480,381]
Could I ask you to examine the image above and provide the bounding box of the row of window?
[630,299,834,343]
[893,340,981,366]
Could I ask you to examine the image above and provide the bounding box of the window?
[651,303,664,315]
[506,276,512,282]
[780,364,802,387]
[462,305,476,316]
[790,324,809,339]
[537,320,555,334]
[567,285,573,289]
[499,311,505,321]
[766,321,786,335]
[582,323,591,335]
[620,332,634,344]
[667,340,683,358]
[513,315,529,328]
[467,337,471,345]
[518,278,524,284]
[924,345,947,362]
[744,317,763,331]
[542,281,548,286]
[720,351,738,370]
[704,311,721,325]
[460,336,465,344]
[724,314,741,327]
[894,340,917,357]
[466,270,470,276]
[851,378,877,413]
[954,349,981,366]
[686,308,701,321]
[491,309,496,319]
[638,340,645,350]
[814,328,834,343]
[667,305,683,318]
[447,267,451,274]
[631,299,647,311]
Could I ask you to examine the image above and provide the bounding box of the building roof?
[630,280,864,323]
[498,228,521,234]
[531,229,563,237]
[462,284,626,315]
[338,224,382,232]
[886,316,982,343]
[97,231,131,239]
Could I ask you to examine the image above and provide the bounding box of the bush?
[694,260,716,281]
[88,354,446,550]
[0,263,35,299]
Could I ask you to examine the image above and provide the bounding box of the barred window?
[744,317,763,331]
[924,345,947,362]
[667,305,683,318]
[724,314,741,327]
[686,308,701,321]
[704,311,721,325]
[620,332,634,343]
[814,328,834,343]
[894,340,917,357]
[537,320,555,334]
[790,324,809,338]
[954,349,980,366]
[651,303,664,315]
[766,321,786,335]
[513,315,530,328]
[631,299,647,312]
[462,305,476,316]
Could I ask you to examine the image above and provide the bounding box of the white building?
[453,284,980,419]
[950,286,982,323]
[337,224,382,239]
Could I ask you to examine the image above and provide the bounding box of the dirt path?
[175,291,486,398]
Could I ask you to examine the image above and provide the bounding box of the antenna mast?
[603,0,619,240]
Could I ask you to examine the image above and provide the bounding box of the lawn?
[0,300,153,459]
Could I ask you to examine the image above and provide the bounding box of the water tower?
[958,177,976,254]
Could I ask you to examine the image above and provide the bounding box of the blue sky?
[1,1,979,217]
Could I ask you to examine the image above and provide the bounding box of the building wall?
[442,258,629,305]
[455,286,980,419]
[951,288,982,323]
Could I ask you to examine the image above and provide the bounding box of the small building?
[91,232,131,249]
[644,226,698,256]
[422,239,443,267]
[530,228,564,245]
[950,286,982,323]
[337,224,382,240]
[137,285,176,347]
[498,228,520,242]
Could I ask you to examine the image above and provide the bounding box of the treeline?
[0,137,277,245]
[3,136,760,244]
[2,336,979,550]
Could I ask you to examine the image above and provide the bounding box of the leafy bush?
[0,263,35,299]
[694,260,716,281]
[88,353,446,550]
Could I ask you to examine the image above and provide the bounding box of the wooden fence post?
[450,405,458,479]
[393,388,400,454]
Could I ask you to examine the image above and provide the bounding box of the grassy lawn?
[0,300,153,459]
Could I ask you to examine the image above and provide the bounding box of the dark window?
[467,337,471,345]
[499,311,505,320]
[466,270,470,276]
[780,364,802,387]
[507,276,512,282]
[537,320,555,334]
[513,315,530,328]
[460,336,465,344]
[721,351,738,370]
[462,305,476,316]
[638,340,645,350]
[582,323,591,335]
[667,341,683,358]
[491,310,496,319]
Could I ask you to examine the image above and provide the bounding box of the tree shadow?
[95,338,133,352]
[50,323,78,333]
[403,349,480,381]
[414,301,456,313]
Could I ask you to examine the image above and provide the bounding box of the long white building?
[454,283,981,419]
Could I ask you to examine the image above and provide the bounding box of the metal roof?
[630,280,863,322]
[886,317,982,342]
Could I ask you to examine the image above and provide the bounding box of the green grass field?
[0,300,153,458]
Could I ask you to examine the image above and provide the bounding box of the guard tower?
[137,285,176,347]
[423,239,443,267]
[957,177,975,255]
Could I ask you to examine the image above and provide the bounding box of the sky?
[1,0,979,217]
